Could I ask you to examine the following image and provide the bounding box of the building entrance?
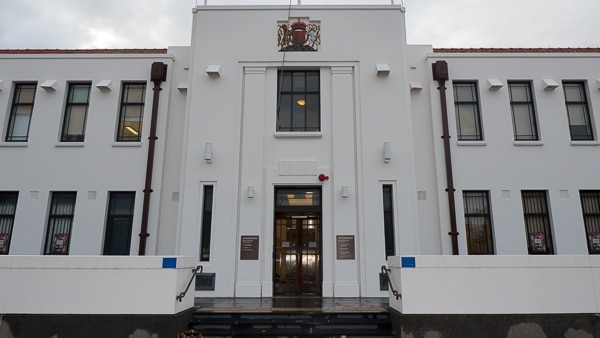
[273,187,322,296]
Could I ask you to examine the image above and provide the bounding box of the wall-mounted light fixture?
[204,143,213,163]
[0,80,5,91]
[376,64,390,77]
[487,79,503,91]
[206,65,221,78]
[247,186,255,198]
[383,142,392,163]
[409,81,423,93]
[40,80,57,91]
[96,80,112,91]
[542,79,559,91]
[341,186,350,198]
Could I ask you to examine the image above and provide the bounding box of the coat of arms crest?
[277,18,320,52]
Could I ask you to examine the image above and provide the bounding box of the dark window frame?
[579,190,600,254]
[6,82,37,142]
[200,185,214,261]
[521,190,554,254]
[453,81,483,141]
[0,191,19,255]
[277,70,321,132]
[103,192,136,255]
[563,81,594,141]
[61,82,91,142]
[508,81,539,141]
[462,190,495,255]
[116,82,146,142]
[382,184,396,258]
[44,192,77,255]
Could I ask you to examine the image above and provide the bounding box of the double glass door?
[273,187,322,296]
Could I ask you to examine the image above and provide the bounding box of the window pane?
[103,192,135,255]
[116,83,146,141]
[453,82,482,141]
[200,186,214,261]
[382,185,395,258]
[44,192,76,255]
[580,191,600,254]
[563,82,593,141]
[509,82,538,141]
[16,86,36,103]
[521,191,553,254]
[0,192,18,255]
[277,70,320,132]
[463,191,494,255]
[6,83,36,142]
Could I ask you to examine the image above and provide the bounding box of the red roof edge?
[0,48,168,55]
[433,47,600,53]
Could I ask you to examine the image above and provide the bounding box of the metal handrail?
[381,265,401,300]
[177,265,203,302]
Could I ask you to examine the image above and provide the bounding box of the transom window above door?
[277,70,320,132]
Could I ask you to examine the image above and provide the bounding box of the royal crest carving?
[277,18,320,52]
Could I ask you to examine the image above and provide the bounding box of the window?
[579,191,600,254]
[382,185,395,258]
[453,82,483,140]
[44,192,76,255]
[116,83,146,141]
[103,192,135,255]
[200,185,214,261]
[6,83,37,142]
[563,82,594,141]
[277,70,320,132]
[462,191,494,254]
[0,192,19,255]
[521,191,554,254]
[509,82,539,141]
[61,83,91,142]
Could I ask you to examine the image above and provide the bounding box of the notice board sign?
[240,235,259,260]
[336,235,355,260]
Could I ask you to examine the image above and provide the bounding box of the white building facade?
[1,3,599,309]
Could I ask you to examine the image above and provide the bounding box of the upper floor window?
[116,83,146,142]
[521,190,554,254]
[6,83,37,142]
[563,82,594,141]
[508,82,539,141]
[462,191,494,255]
[579,190,600,254]
[453,81,483,141]
[61,83,91,142]
[44,192,77,255]
[277,70,320,132]
[0,191,19,255]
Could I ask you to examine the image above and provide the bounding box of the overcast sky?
[0,0,598,49]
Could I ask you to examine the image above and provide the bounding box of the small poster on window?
[0,233,9,254]
[529,232,547,253]
[588,232,600,253]
[51,233,69,255]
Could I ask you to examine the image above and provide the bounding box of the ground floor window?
[103,192,136,255]
[382,185,396,258]
[200,185,214,261]
[579,190,600,254]
[521,190,554,254]
[0,192,19,255]
[44,192,77,255]
[462,191,494,255]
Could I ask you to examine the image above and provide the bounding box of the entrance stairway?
[187,297,395,337]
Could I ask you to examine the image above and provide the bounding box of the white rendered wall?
[0,256,197,314]
[425,53,600,255]
[0,52,176,255]
[178,5,418,298]
[388,255,600,314]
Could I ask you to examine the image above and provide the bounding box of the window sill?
[112,142,142,147]
[456,141,487,146]
[274,132,322,138]
[513,141,544,146]
[55,142,84,147]
[570,140,600,146]
[0,142,28,147]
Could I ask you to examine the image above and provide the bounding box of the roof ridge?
[0,48,168,54]
[433,47,600,53]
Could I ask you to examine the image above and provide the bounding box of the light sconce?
[95,80,112,91]
[40,80,57,91]
[409,81,423,93]
[487,79,503,91]
[376,64,390,77]
[206,65,221,78]
[383,142,392,163]
[542,79,559,91]
[341,186,350,198]
[204,143,213,163]
[247,186,255,198]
